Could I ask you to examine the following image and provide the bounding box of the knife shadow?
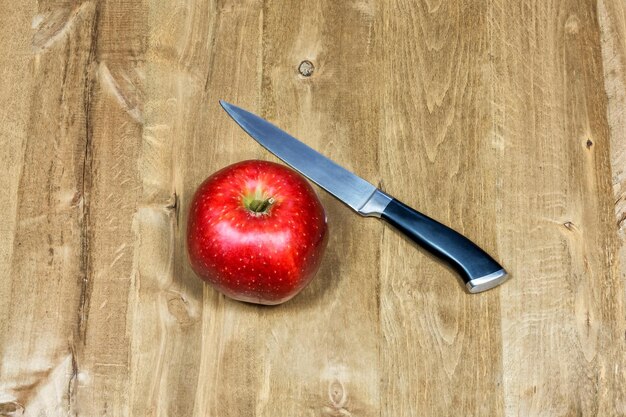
[382,221,484,295]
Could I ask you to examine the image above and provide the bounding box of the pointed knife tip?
[220,100,234,110]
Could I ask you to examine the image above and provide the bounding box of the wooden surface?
[1,0,625,416]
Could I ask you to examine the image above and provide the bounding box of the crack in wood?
[66,343,78,411]
[203,3,222,92]
[76,0,100,348]
[70,0,101,409]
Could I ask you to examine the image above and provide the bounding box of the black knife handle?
[380,198,507,293]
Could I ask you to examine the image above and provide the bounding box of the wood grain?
[258,1,381,415]
[0,1,625,416]
[491,1,626,415]
[379,1,504,415]
[598,0,626,414]
[1,1,99,414]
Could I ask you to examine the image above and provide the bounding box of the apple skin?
[186,160,328,305]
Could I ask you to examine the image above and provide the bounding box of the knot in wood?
[298,60,315,77]
[328,378,347,408]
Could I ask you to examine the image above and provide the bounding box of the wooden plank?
[0,0,150,412]
[256,0,382,415]
[0,1,100,415]
[69,0,147,414]
[0,1,33,357]
[600,0,626,240]
[379,1,505,416]
[118,0,211,413]
[598,0,626,415]
[0,3,37,415]
[599,0,626,272]
[493,0,626,415]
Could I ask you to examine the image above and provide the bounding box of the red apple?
[186,160,328,305]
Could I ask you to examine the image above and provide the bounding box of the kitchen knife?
[219,101,508,293]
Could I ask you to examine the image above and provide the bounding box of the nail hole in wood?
[298,60,314,77]
[586,139,593,149]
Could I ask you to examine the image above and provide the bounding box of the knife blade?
[219,100,508,293]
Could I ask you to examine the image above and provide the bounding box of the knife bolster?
[358,189,393,217]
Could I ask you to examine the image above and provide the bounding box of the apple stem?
[247,197,275,214]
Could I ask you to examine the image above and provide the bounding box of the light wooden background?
[1,0,625,416]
